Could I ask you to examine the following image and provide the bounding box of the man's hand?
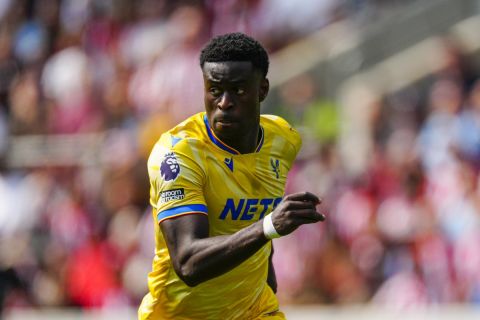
[271,192,325,236]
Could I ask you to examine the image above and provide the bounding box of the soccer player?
[139,32,325,320]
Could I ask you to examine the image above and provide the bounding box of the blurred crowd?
[275,42,480,307]
[1,0,479,315]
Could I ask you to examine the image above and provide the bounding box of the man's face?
[202,61,269,143]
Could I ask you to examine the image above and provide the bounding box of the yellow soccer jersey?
[139,112,301,320]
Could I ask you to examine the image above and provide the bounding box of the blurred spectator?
[456,79,480,167]
[251,0,342,51]
[9,69,44,135]
[41,46,102,133]
[0,25,19,110]
[417,77,464,173]
[129,3,207,123]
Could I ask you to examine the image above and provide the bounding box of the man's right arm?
[160,191,325,287]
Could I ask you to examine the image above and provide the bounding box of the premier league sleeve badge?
[160,152,181,181]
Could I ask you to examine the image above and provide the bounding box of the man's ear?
[259,78,270,102]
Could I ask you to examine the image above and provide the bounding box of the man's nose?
[217,91,233,110]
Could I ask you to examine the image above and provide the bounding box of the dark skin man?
[160,60,325,288]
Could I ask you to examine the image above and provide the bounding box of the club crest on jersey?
[270,158,280,179]
[160,152,180,181]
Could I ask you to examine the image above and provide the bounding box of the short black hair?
[199,32,269,77]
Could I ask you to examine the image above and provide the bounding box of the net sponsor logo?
[219,197,282,221]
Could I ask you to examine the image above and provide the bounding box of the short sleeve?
[148,136,207,223]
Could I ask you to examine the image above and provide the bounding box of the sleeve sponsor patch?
[160,188,185,203]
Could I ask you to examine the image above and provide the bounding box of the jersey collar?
[203,114,264,155]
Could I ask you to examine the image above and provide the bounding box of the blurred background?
[1,0,480,319]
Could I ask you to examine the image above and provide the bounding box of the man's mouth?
[216,117,237,126]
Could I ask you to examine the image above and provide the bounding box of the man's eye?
[236,88,245,95]
[209,88,221,96]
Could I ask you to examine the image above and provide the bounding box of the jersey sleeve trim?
[157,204,208,223]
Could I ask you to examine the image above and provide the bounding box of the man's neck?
[222,125,260,154]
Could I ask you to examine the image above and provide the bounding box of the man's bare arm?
[161,192,325,287]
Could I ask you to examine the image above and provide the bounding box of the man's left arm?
[267,244,277,293]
